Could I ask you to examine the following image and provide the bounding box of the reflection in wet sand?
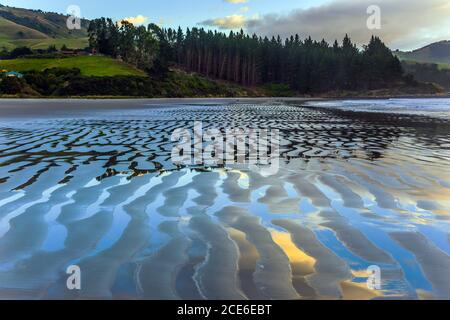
[227,228,262,300]
[271,231,316,298]
[390,232,450,299]
[340,281,381,300]
[0,101,449,300]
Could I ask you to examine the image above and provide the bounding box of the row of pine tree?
[88,18,405,93]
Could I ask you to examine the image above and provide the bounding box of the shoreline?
[1,94,450,102]
[0,95,449,119]
[0,92,449,102]
[0,97,315,118]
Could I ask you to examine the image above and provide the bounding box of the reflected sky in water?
[0,99,449,300]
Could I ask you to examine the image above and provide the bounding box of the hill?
[402,61,450,91]
[0,56,146,77]
[0,3,88,50]
[395,41,450,67]
[0,16,48,39]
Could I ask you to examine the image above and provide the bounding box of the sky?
[2,0,450,50]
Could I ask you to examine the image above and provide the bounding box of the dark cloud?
[246,0,450,50]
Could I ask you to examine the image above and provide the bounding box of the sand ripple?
[0,102,449,299]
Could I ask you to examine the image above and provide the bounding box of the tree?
[86,17,409,93]
[363,36,404,88]
[0,77,25,94]
[88,18,159,74]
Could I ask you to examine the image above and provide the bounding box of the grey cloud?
[246,0,450,50]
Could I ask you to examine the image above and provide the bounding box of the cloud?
[246,0,450,50]
[224,0,248,3]
[199,0,253,29]
[120,15,148,26]
[240,6,250,13]
[200,14,251,30]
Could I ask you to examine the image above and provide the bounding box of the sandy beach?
[0,99,449,299]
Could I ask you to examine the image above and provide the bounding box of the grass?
[263,83,295,97]
[0,55,147,77]
[0,17,48,40]
[437,63,450,70]
[0,37,89,51]
[399,57,450,71]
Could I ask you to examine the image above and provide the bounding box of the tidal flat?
[0,98,449,300]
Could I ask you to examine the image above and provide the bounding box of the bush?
[0,77,25,94]
[1,46,33,59]
[263,83,295,97]
[5,67,252,97]
[24,68,81,95]
[403,62,450,90]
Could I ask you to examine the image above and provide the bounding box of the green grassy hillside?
[437,63,450,70]
[403,60,450,70]
[0,37,89,50]
[0,4,88,50]
[0,16,49,39]
[0,4,88,38]
[0,55,146,77]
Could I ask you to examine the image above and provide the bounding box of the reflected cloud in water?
[0,100,449,300]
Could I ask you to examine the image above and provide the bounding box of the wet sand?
[0,98,319,119]
[0,99,449,300]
